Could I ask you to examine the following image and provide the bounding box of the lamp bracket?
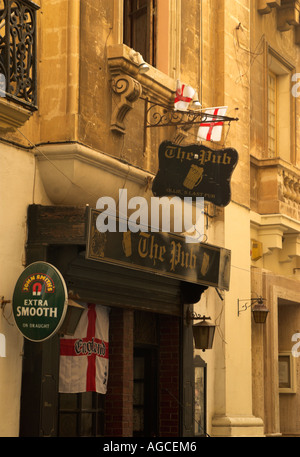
[186,307,211,326]
[0,296,11,309]
[237,297,266,316]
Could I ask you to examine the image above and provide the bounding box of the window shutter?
[123,0,156,66]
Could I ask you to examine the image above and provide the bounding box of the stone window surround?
[110,0,181,80]
[107,0,184,135]
[267,47,295,163]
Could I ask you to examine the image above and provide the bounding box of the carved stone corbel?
[111,74,142,134]
[277,0,300,31]
[279,233,300,263]
[257,0,281,15]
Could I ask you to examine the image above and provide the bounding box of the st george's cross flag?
[174,80,195,111]
[59,303,109,394]
[197,106,228,142]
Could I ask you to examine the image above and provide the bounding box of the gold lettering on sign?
[169,241,197,272]
[138,233,166,266]
[165,145,232,165]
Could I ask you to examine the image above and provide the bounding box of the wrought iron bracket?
[143,97,239,129]
[237,297,266,316]
[186,307,211,326]
[0,296,11,309]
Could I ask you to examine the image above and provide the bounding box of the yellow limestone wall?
[193,0,264,436]
[0,0,271,436]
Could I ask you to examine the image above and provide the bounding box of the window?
[123,0,157,67]
[58,392,105,437]
[268,71,277,157]
[133,347,158,437]
[267,50,294,162]
[133,311,158,437]
[278,352,296,394]
[114,0,180,78]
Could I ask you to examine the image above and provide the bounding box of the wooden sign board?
[152,141,238,207]
[86,209,231,291]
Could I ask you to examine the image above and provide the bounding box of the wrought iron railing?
[0,0,39,111]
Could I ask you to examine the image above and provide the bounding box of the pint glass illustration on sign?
[183,164,204,190]
[152,141,239,207]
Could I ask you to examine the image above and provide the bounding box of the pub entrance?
[18,252,200,437]
[18,204,227,437]
[19,306,184,437]
[57,311,160,437]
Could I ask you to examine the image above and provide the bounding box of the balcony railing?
[0,0,39,111]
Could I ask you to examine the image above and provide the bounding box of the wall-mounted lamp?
[191,91,201,109]
[59,296,85,336]
[129,49,150,74]
[237,296,269,324]
[186,308,216,351]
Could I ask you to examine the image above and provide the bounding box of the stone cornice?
[0,97,32,131]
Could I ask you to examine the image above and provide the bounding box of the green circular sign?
[12,262,68,342]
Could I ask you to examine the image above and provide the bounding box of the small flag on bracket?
[197,106,228,142]
[174,80,195,111]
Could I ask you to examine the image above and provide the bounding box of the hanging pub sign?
[86,209,231,291]
[152,141,238,207]
[12,262,68,342]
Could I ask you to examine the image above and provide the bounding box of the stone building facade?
[0,0,300,438]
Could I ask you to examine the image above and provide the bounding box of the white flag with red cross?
[197,106,228,142]
[59,303,109,394]
[174,80,195,111]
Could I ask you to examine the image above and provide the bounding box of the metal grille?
[0,0,39,110]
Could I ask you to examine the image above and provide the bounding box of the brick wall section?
[159,315,180,437]
[105,308,134,436]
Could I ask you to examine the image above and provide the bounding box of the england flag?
[59,303,109,394]
[197,106,228,142]
[174,80,195,111]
